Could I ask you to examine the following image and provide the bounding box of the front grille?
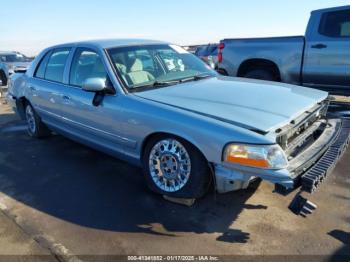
[276,100,329,157]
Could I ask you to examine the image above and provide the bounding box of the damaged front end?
[275,99,350,193]
[214,99,350,195]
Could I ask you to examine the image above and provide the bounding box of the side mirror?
[82,78,106,92]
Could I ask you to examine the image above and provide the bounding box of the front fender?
[122,95,274,164]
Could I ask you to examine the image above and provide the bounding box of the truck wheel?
[25,103,51,138]
[244,69,277,81]
[0,71,7,86]
[142,135,211,199]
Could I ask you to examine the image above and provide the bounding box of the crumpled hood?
[135,76,328,133]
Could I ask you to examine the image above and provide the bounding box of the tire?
[244,69,277,81]
[142,135,211,199]
[25,103,51,138]
[0,71,7,86]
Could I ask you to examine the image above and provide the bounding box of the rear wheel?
[0,71,7,86]
[142,135,211,199]
[25,103,51,138]
[244,68,277,81]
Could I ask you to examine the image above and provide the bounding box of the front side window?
[107,44,216,91]
[44,48,70,83]
[70,48,108,87]
[319,10,350,37]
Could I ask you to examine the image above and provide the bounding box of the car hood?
[134,76,328,133]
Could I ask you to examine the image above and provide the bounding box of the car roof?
[48,39,169,50]
[312,5,350,14]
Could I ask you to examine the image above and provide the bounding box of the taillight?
[218,43,225,63]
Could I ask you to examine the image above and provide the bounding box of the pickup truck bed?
[219,36,305,85]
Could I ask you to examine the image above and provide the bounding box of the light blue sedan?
[7,39,350,198]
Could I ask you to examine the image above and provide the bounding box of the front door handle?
[29,86,37,91]
[62,95,71,100]
[311,43,327,49]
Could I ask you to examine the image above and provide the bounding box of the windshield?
[0,53,27,63]
[107,44,217,91]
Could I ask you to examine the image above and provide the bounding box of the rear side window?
[44,48,71,83]
[35,51,52,79]
[69,48,108,87]
[319,10,350,37]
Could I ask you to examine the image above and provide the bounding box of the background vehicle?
[217,5,350,96]
[194,44,218,69]
[6,39,350,201]
[182,45,199,54]
[0,51,32,87]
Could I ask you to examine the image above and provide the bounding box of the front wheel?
[25,103,51,138]
[142,136,211,199]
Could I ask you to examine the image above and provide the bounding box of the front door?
[56,48,130,156]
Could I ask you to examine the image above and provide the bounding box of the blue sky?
[1,0,349,55]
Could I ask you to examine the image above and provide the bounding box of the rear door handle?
[311,43,327,49]
[62,95,71,100]
[29,86,36,91]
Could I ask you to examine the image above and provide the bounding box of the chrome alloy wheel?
[25,105,36,135]
[149,139,191,192]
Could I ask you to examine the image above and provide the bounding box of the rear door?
[303,9,350,94]
[27,48,71,125]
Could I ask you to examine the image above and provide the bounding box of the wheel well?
[141,132,208,163]
[0,70,7,85]
[237,59,281,81]
[141,132,215,191]
[16,97,29,120]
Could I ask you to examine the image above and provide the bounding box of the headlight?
[223,144,288,169]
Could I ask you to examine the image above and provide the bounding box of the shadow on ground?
[328,230,350,261]
[0,118,264,243]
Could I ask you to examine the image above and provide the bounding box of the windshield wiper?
[152,80,181,86]
[180,73,214,83]
[129,80,180,92]
[194,73,215,80]
[129,74,214,92]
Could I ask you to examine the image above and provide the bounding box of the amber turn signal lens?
[226,155,270,168]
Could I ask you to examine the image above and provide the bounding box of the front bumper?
[214,118,350,194]
[299,119,350,193]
